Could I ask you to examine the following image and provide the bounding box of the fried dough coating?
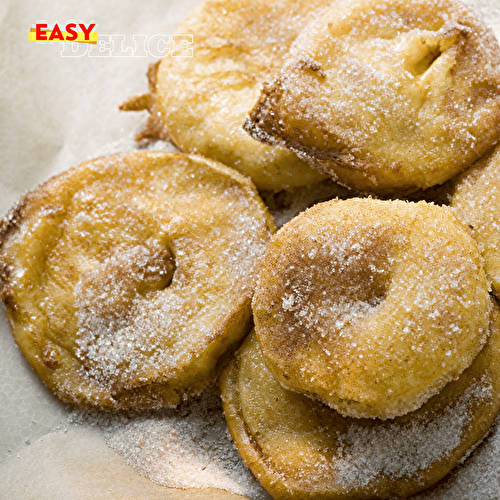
[122,0,329,191]
[221,309,500,500]
[245,0,500,196]
[0,152,274,410]
[450,145,500,300]
[252,198,491,419]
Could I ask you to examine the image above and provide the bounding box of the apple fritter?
[450,144,500,300]
[121,0,330,191]
[0,152,274,410]
[221,309,500,499]
[252,198,491,419]
[245,0,500,196]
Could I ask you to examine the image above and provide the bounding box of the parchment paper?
[1,0,500,498]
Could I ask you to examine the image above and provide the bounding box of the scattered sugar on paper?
[69,384,271,500]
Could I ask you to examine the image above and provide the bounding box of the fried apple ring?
[0,152,274,410]
[252,198,491,419]
[450,145,500,300]
[221,306,500,499]
[244,0,500,195]
[121,0,329,191]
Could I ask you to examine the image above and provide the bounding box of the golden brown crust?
[124,0,331,191]
[0,152,274,410]
[245,0,500,195]
[119,62,173,143]
[450,144,500,300]
[221,306,500,499]
[252,198,491,419]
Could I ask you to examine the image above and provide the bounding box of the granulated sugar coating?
[253,199,491,419]
[0,152,274,410]
[334,376,491,487]
[451,143,500,300]
[245,0,500,196]
[414,417,500,500]
[220,309,500,499]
